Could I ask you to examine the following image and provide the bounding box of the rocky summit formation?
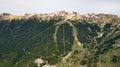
[0,11,120,67]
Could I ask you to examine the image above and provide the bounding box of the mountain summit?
[0,11,120,67]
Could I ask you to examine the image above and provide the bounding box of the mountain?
[0,11,120,67]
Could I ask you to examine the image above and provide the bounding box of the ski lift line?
[63,24,66,54]
[53,25,62,54]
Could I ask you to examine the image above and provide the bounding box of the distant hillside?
[0,11,120,67]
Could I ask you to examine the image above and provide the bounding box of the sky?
[0,0,120,15]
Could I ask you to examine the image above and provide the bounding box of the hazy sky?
[0,0,120,15]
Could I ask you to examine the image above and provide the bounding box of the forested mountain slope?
[0,11,120,67]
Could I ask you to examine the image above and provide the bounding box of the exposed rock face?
[0,11,120,67]
[34,58,44,67]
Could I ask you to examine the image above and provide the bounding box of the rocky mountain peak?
[0,11,119,23]
[0,13,12,17]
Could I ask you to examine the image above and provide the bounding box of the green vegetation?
[0,14,120,67]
